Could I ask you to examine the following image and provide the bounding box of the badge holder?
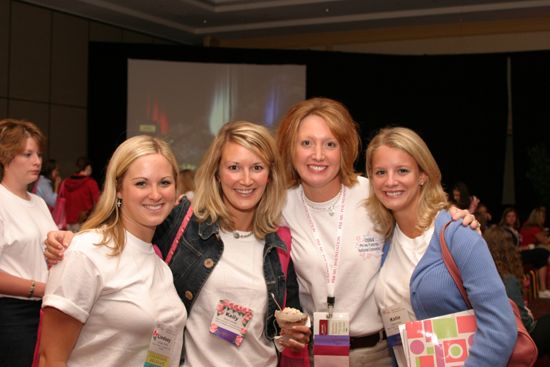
[381,303,412,367]
[313,311,350,367]
[144,324,178,367]
[209,299,253,347]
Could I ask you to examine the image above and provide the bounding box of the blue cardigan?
[382,211,517,367]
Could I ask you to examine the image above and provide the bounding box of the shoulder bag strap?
[164,205,193,265]
[276,226,292,277]
[439,220,473,309]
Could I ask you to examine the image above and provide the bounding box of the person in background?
[521,206,550,248]
[474,202,492,232]
[177,167,195,201]
[366,127,516,366]
[451,181,480,213]
[500,207,550,286]
[44,121,310,367]
[34,158,61,209]
[519,206,550,298]
[276,98,478,366]
[62,156,100,232]
[0,119,57,367]
[39,135,186,366]
[484,225,550,359]
[499,207,522,245]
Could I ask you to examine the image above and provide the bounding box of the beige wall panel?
[9,2,51,101]
[123,30,154,44]
[333,32,550,55]
[0,0,9,98]
[7,99,49,138]
[90,22,123,42]
[51,13,88,107]
[0,97,7,117]
[49,105,87,177]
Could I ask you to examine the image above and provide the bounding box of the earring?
[116,198,122,208]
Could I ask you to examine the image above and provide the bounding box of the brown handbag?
[439,221,538,367]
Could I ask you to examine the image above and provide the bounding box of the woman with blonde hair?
[521,206,550,248]
[39,135,186,366]
[151,121,309,366]
[46,121,309,366]
[367,127,516,366]
[0,119,57,367]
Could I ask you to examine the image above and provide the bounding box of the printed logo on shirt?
[355,235,383,260]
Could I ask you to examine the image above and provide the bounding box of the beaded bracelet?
[28,280,36,298]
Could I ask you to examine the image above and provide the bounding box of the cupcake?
[274,307,308,328]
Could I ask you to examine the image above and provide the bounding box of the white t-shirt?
[374,224,434,367]
[0,184,55,299]
[43,230,186,367]
[183,230,277,367]
[375,224,434,318]
[282,176,385,336]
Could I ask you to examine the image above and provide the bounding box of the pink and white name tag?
[210,299,253,347]
[144,324,178,367]
[313,312,350,367]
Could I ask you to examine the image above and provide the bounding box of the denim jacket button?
[185,291,194,300]
[204,258,215,269]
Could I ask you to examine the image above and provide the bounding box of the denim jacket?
[153,199,301,340]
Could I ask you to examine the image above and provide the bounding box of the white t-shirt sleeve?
[0,216,4,256]
[43,250,103,323]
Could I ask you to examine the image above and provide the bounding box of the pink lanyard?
[301,186,346,315]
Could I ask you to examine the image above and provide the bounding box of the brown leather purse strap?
[439,220,473,309]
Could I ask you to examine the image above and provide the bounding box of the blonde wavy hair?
[365,127,449,238]
[81,135,179,255]
[276,97,360,188]
[193,121,286,239]
[522,206,546,229]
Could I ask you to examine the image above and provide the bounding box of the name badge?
[381,303,411,347]
[313,312,350,367]
[210,299,253,347]
[144,324,178,367]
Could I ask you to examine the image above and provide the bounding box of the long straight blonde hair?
[81,135,179,255]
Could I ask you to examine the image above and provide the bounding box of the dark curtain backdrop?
[88,43,549,221]
[511,53,550,221]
